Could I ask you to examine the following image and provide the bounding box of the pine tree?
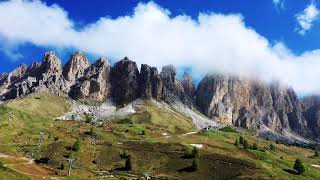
[191,159,199,171]
[293,159,305,175]
[243,139,249,149]
[191,147,199,158]
[234,139,239,146]
[60,163,65,170]
[239,136,244,145]
[73,139,81,152]
[125,155,132,171]
[252,143,258,150]
[269,143,276,152]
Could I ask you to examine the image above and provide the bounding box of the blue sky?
[1,0,320,94]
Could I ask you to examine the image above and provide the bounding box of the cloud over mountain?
[1,0,320,94]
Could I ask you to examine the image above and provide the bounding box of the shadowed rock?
[111,57,140,105]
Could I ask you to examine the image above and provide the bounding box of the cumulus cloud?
[0,0,320,94]
[273,0,285,11]
[295,1,319,35]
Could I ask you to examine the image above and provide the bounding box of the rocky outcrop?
[196,74,308,136]
[159,65,186,103]
[38,51,65,90]
[0,73,8,86]
[7,64,27,84]
[110,57,140,105]
[139,64,163,99]
[69,57,110,101]
[302,96,320,140]
[181,72,195,99]
[2,51,66,100]
[63,52,90,85]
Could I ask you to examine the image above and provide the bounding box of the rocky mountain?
[69,57,110,101]
[0,51,319,142]
[196,74,309,137]
[302,96,320,141]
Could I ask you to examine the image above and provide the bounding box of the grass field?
[0,91,320,179]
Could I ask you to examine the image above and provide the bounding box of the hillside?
[0,91,320,179]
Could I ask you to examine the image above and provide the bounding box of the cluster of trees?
[72,139,81,152]
[120,152,132,171]
[235,136,277,152]
[293,159,305,175]
[190,147,199,171]
[234,136,258,150]
[274,139,320,151]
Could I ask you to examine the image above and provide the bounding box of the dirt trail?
[0,152,61,180]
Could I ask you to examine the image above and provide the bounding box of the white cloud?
[273,0,285,11]
[295,2,319,35]
[0,0,320,94]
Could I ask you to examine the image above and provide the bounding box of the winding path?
[0,153,61,180]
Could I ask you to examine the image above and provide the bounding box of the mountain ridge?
[0,51,319,143]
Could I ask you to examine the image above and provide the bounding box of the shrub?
[190,159,199,171]
[191,147,199,158]
[315,151,319,157]
[120,151,130,159]
[219,126,237,133]
[251,143,258,150]
[59,163,65,170]
[243,139,249,149]
[269,144,276,152]
[239,136,244,145]
[234,139,239,146]
[84,113,93,123]
[293,159,305,175]
[140,130,146,135]
[89,127,96,136]
[72,139,81,152]
[125,155,132,171]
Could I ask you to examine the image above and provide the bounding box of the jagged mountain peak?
[0,51,319,142]
[63,51,90,83]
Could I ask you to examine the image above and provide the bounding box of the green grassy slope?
[0,91,319,179]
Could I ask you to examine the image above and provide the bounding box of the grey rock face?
[70,57,110,101]
[63,52,90,84]
[196,74,308,136]
[302,96,320,140]
[139,64,163,100]
[181,72,196,99]
[0,73,8,86]
[7,64,27,84]
[138,65,195,104]
[159,65,185,103]
[38,51,65,89]
[2,51,66,100]
[111,57,140,105]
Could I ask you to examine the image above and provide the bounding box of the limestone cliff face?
[69,58,110,101]
[2,51,66,100]
[63,52,90,85]
[196,74,308,136]
[110,57,140,105]
[302,96,320,140]
[138,64,193,104]
[7,64,27,84]
[0,73,8,86]
[139,64,163,99]
[181,72,196,99]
